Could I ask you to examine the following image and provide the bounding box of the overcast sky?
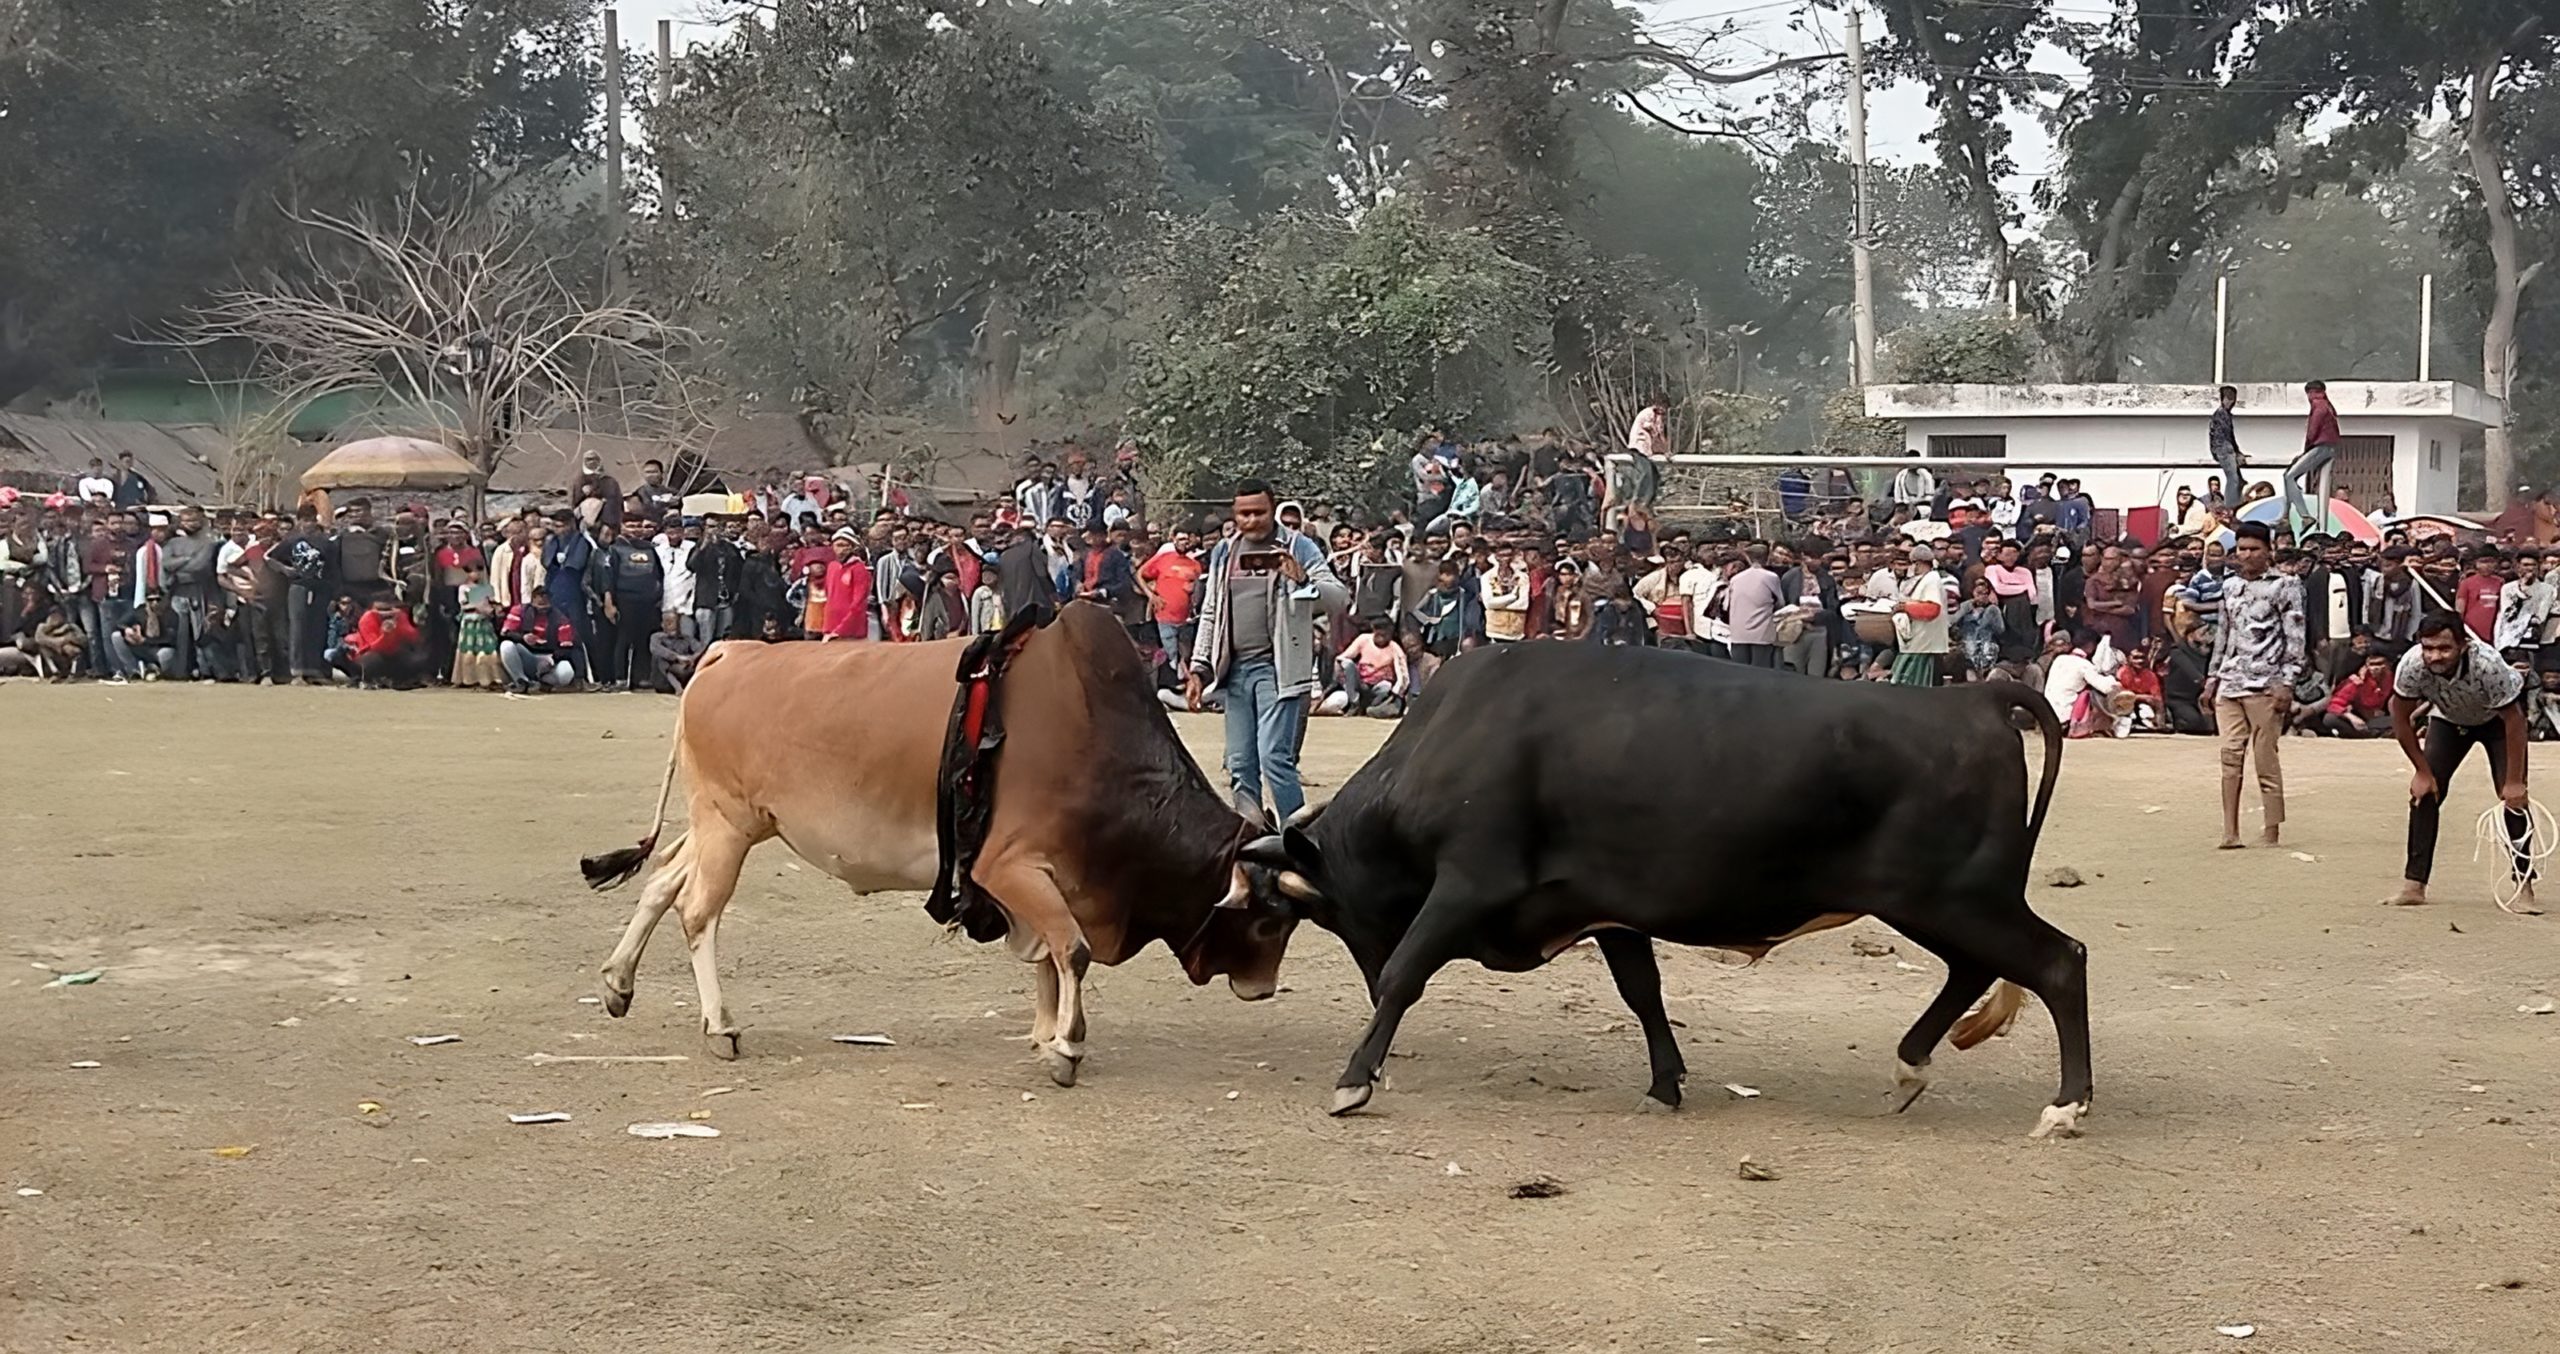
[610,0,2063,199]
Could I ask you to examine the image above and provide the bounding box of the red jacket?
[501,603,576,650]
[2327,672,2391,718]
[352,608,419,656]
[821,555,873,639]
[2305,394,2340,449]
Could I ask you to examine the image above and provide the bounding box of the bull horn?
[1285,798,1329,829]
[1215,864,1252,910]
[1237,834,1292,870]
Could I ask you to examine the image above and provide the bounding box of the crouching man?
[2389,613,2539,913]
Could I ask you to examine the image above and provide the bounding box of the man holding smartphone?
[1187,478,1349,820]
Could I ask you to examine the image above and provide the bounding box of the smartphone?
[1237,550,1283,575]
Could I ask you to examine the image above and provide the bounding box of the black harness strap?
[925,604,1050,942]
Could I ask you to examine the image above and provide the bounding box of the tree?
[2317,1,2556,508]
[1872,0,2050,305]
[2119,143,2479,384]
[645,1,1157,449]
[159,194,708,515]
[1887,316,2036,385]
[2033,3,2389,381]
[1127,201,1541,510]
[1029,0,1416,218]
[1876,3,2399,382]
[0,0,600,402]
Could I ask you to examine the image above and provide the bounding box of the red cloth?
[352,608,418,656]
[2459,573,2502,641]
[953,549,982,597]
[788,544,834,584]
[501,604,575,648]
[2305,395,2340,449]
[1137,549,1202,622]
[2326,672,2392,717]
[433,544,486,576]
[821,555,873,639]
[2116,664,2162,700]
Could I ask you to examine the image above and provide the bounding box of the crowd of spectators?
[10,430,2560,752]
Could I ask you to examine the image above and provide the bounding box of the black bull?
[1243,641,2093,1139]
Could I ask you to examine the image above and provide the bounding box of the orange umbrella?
[299,436,478,491]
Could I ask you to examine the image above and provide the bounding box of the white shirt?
[1897,569,1955,654]
[1627,406,1669,457]
[2044,652,2120,718]
[656,537,697,615]
[77,474,115,502]
[1678,568,1726,643]
[2494,578,2549,652]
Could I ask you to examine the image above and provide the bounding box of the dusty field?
[6,680,2559,1354]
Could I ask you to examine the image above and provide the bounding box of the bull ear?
[1237,833,1292,871]
[1282,825,1324,876]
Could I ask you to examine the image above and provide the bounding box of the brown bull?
[580,603,1297,1085]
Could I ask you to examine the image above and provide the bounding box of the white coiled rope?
[2470,797,2560,915]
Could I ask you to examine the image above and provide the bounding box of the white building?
[1862,381,2504,517]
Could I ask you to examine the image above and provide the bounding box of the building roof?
[1866,381,2504,429]
[0,412,241,500]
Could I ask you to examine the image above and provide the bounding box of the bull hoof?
[1638,1088,1680,1114]
[2029,1101,2088,1140]
[600,986,632,1019]
[1041,1048,1081,1087]
[705,1030,741,1061]
[1889,1059,1930,1113]
[1328,1082,1374,1116]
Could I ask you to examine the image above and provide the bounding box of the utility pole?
[2212,274,2228,384]
[656,18,673,106]
[2419,273,2435,381]
[1845,5,1877,386]
[603,7,625,293]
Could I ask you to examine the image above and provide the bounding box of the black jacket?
[995,536,1052,620]
[693,537,746,607]
[601,538,662,600]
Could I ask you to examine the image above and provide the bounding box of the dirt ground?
[6,682,2559,1354]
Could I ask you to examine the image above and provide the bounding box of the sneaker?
[103,675,128,686]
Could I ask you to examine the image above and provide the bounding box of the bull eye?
[1251,916,1294,941]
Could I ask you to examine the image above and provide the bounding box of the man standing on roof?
[2284,380,2341,531]
[2208,385,2245,501]
[111,451,153,509]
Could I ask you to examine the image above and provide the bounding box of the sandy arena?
[7,683,2558,1352]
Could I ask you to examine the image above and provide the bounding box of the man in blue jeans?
[1185,478,1349,820]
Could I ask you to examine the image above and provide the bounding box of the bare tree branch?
[146,194,715,508]
[1616,92,1775,155]
[1599,46,1843,86]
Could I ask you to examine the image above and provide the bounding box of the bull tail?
[1949,980,2027,1050]
[580,738,680,891]
[1950,686,2066,1053]
[1987,684,2065,847]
